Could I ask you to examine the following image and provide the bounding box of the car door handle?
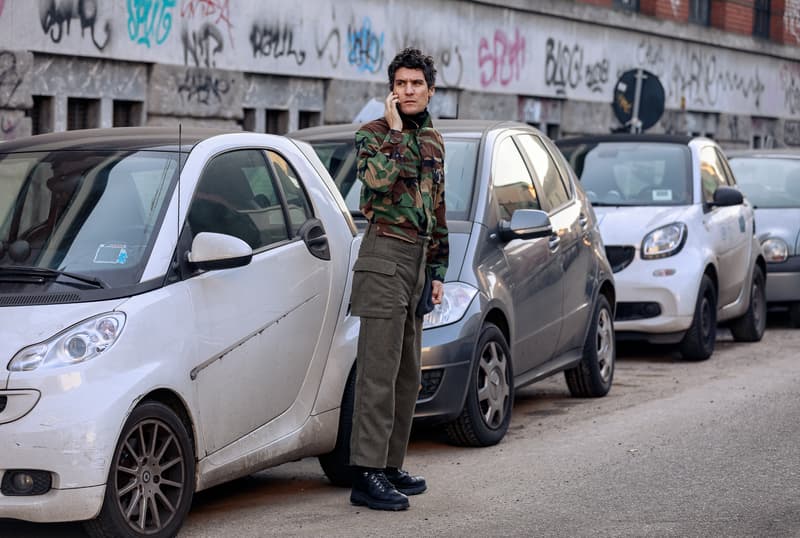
[548,234,560,252]
[579,213,589,230]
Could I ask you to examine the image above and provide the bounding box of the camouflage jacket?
[356,113,449,281]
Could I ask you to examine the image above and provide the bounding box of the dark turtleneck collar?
[400,108,429,131]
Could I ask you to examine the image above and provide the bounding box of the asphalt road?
[3,312,799,538]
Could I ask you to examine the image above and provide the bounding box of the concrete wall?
[0,0,798,146]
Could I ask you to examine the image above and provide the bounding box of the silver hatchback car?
[728,149,800,327]
[292,120,616,447]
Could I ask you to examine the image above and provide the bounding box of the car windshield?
[728,157,800,208]
[0,150,178,290]
[559,141,692,206]
[309,137,478,221]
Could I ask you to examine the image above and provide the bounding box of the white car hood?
[0,298,126,389]
[594,205,695,245]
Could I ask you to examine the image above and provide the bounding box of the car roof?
[0,126,233,153]
[555,133,695,146]
[289,119,536,141]
[727,148,800,159]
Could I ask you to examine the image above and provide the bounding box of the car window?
[516,134,570,211]
[559,141,691,206]
[306,138,478,222]
[729,157,800,208]
[700,147,728,203]
[493,137,540,219]
[715,148,737,186]
[187,150,289,250]
[266,150,313,236]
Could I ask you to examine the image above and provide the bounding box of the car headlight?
[761,237,788,263]
[423,282,478,329]
[641,222,688,259]
[8,312,126,372]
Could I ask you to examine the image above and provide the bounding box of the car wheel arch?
[482,306,511,350]
[132,389,198,458]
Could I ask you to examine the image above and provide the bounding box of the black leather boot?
[385,467,427,495]
[350,469,409,510]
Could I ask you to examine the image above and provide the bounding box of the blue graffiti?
[347,17,383,73]
[127,0,176,48]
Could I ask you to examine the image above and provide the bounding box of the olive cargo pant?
[349,223,428,469]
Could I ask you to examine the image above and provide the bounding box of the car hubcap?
[114,419,186,534]
[477,340,510,429]
[596,308,614,382]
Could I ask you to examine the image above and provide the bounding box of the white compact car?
[0,128,360,537]
[557,134,766,360]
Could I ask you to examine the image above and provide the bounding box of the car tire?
[729,265,767,342]
[789,303,800,328]
[565,294,615,397]
[679,274,717,361]
[84,402,195,538]
[445,323,514,447]
[318,367,356,487]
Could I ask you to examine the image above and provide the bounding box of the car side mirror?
[498,209,553,241]
[187,232,253,271]
[710,186,744,207]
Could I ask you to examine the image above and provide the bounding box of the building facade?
[0,0,798,147]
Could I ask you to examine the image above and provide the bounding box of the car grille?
[605,246,635,273]
[418,368,444,400]
[616,302,662,321]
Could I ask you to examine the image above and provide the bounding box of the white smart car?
[557,134,766,360]
[0,128,360,537]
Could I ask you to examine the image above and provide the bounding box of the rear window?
[307,138,478,222]
[728,157,800,208]
[559,141,692,206]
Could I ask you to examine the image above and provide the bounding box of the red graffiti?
[181,0,232,44]
[478,28,526,87]
[0,1,5,17]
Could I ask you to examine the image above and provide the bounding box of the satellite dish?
[612,69,665,133]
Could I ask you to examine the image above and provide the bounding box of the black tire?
[318,367,356,487]
[445,323,514,447]
[565,294,615,397]
[789,303,800,328]
[679,274,717,361]
[729,266,767,342]
[85,402,195,538]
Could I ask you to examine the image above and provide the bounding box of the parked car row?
[0,122,789,538]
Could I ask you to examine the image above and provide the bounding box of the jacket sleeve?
[356,127,406,193]
[428,137,449,281]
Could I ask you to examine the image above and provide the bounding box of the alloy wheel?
[476,340,510,429]
[113,418,187,534]
[596,307,615,383]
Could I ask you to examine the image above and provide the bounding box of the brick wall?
[640,0,689,20]
[711,0,755,35]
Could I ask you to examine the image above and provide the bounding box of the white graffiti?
[785,0,800,43]
[670,0,681,18]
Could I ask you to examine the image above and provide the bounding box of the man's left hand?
[432,280,444,305]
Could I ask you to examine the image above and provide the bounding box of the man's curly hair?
[388,48,437,88]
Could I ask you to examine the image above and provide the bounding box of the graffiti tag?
[347,17,383,73]
[39,0,111,51]
[127,0,176,48]
[478,29,525,87]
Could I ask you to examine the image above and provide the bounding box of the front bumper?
[0,484,104,523]
[611,250,701,335]
[766,257,800,303]
[414,301,482,424]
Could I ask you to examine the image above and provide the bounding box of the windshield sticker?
[94,244,128,264]
[652,189,673,201]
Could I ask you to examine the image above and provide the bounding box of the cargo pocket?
[350,257,399,318]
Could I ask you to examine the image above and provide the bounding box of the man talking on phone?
[348,47,448,511]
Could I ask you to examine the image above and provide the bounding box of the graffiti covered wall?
[0,0,797,121]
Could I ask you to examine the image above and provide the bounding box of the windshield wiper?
[0,266,108,289]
